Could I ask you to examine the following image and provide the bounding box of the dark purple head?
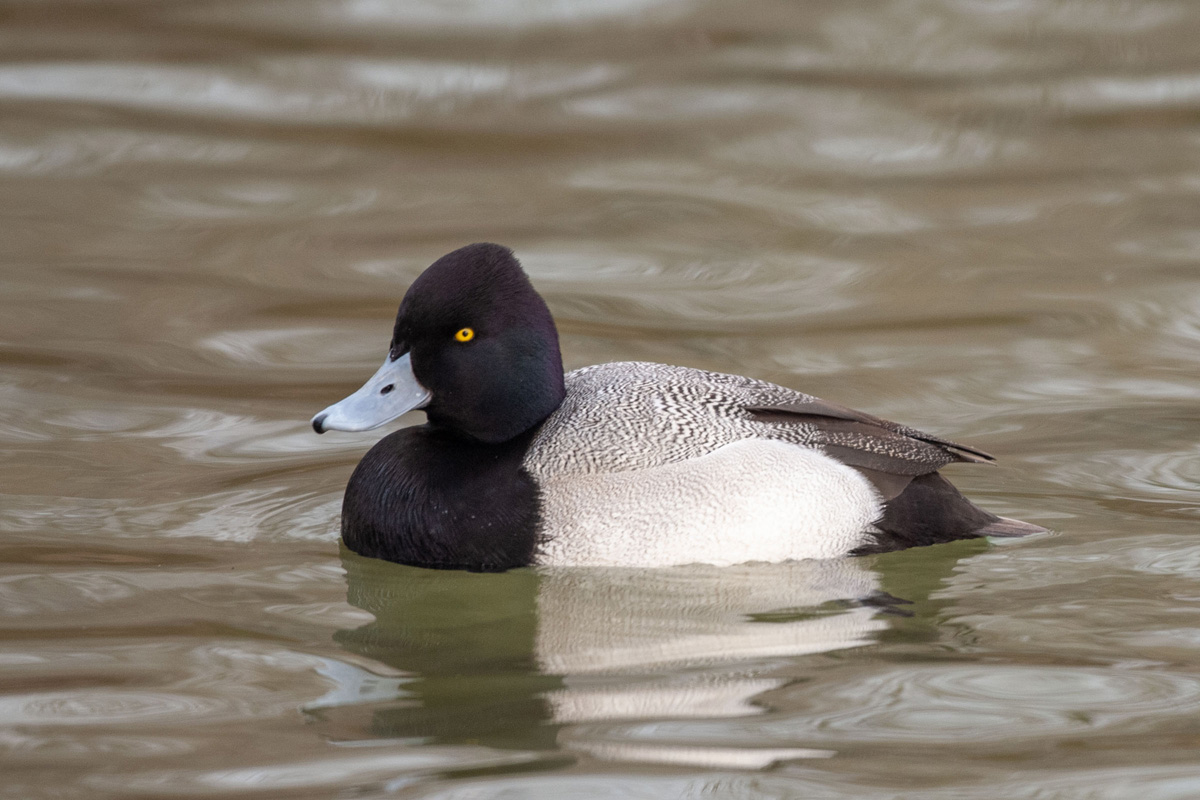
[383,243,565,442]
[312,244,565,441]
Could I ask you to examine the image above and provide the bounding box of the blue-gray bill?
[311,352,431,433]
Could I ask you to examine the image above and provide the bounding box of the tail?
[853,472,1046,555]
[974,516,1048,538]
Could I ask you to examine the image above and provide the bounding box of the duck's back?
[526,362,829,475]
[527,361,980,476]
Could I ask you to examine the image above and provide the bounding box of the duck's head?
[311,243,565,443]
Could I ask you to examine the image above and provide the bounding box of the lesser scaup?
[313,243,1044,570]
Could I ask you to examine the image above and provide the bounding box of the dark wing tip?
[746,398,997,467]
[943,442,995,464]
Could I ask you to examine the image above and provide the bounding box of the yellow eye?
[454,327,475,343]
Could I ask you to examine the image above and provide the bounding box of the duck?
[312,242,1045,571]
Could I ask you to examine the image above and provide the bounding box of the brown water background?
[4,1,1200,797]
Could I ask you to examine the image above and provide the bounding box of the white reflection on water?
[201,0,689,30]
[327,556,887,769]
[85,748,540,795]
[568,85,784,121]
[347,59,620,99]
[1004,73,1200,113]
[304,657,412,711]
[540,564,885,761]
[0,64,312,116]
[536,561,882,674]
[143,184,379,221]
[567,741,833,768]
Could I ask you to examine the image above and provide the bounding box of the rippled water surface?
[4,1,1200,797]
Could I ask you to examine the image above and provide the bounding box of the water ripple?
[179,0,686,32]
[1039,448,1200,504]
[771,665,1200,743]
[0,730,193,760]
[570,161,931,234]
[524,246,871,330]
[0,490,340,543]
[0,131,271,175]
[142,183,379,222]
[0,690,234,726]
[0,59,622,125]
[84,748,541,795]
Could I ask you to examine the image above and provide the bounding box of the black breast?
[340,426,542,571]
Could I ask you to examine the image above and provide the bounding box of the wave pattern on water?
[4,0,1200,796]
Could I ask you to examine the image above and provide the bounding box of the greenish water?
[4,1,1200,797]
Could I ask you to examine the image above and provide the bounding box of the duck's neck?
[340,425,542,571]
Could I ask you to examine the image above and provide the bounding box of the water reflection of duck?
[312,243,1044,571]
[320,549,895,767]
[327,553,559,752]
